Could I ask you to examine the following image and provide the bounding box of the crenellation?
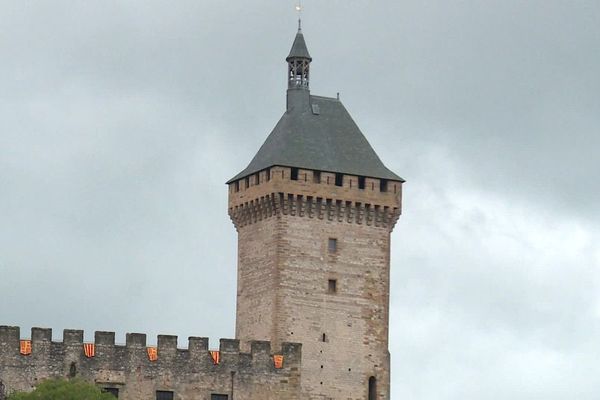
[157,335,178,359]
[250,340,271,355]
[31,328,51,342]
[125,333,146,348]
[0,326,20,345]
[219,338,240,354]
[63,330,83,344]
[0,326,302,398]
[187,336,209,354]
[94,331,115,346]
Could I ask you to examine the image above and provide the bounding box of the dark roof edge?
[226,164,405,184]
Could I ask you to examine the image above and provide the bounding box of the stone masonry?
[0,326,301,399]
[229,166,402,400]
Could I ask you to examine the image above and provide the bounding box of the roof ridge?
[310,95,339,101]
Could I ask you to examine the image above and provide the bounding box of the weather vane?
[296,0,303,30]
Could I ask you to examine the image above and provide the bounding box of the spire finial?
[295,0,303,31]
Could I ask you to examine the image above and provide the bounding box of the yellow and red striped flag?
[83,343,95,358]
[273,354,284,369]
[210,350,220,365]
[20,340,32,355]
[147,346,158,361]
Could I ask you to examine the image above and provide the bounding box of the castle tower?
[227,24,403,400]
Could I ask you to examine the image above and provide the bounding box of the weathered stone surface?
[230,166,402,400]
[0,327,301,400]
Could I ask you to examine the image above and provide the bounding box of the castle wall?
[0,326,301,400]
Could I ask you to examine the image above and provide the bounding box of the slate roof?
[227,95,404,183]
[286,30,311,61]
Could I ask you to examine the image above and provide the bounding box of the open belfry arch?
[228,22,404,400]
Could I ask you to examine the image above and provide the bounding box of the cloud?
[1,1,599,398]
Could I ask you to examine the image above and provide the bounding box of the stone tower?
[227,23,403,400]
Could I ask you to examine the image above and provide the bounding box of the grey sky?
[1,1,599,399]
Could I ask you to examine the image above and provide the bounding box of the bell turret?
[286,20,312,111]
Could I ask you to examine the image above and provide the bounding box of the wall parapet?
[0,326,300,369]
[0,326,302,399]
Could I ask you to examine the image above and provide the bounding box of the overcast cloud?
[1,1,599,399]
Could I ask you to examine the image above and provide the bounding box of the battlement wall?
[0,326,302,400]
[228,167,402,231]
[228,166,403,209]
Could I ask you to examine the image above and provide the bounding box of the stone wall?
[229,166,402,400]
[0,326,301,400]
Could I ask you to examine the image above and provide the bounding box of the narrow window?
[254,173,260,185]
[368,377,377,400]
[102,388,119,398]
[245,176,250,189]
[328,279,337,294]
[211,395,228,400]
[322,333,327,342]
[266,168,271,181]
[380,179,388,192]
[313,170,321,183]
[69,362,76,378]
[328,238,337,253]
[234,181,239,193]
[291,167,299,181]
[156,391,174,400]
[335,173,343,187]
[358,176,366,190]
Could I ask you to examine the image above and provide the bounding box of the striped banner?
[210,350,220,365]
[83,343,95,358]
[19,340,32,356]
[273,354,284,369]
[147,347,158,362]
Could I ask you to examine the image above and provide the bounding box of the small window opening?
[328,279,337,293]
[254,173,260,185]
[322,333,327,342]
[156,391,174,400]
[313,170,321,183]
[380,179,388,192]
[245,176,250,189]
[328,238,337,253]
[368,377,377,400]
[266,168,271,181]
[211,395,229,400]
[102,388,119,398]
[335,173,343,187]
[291,167,299,181]
[358,176,366,190]
[69,362,77,378]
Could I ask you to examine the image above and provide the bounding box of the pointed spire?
[286,25,311,61]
